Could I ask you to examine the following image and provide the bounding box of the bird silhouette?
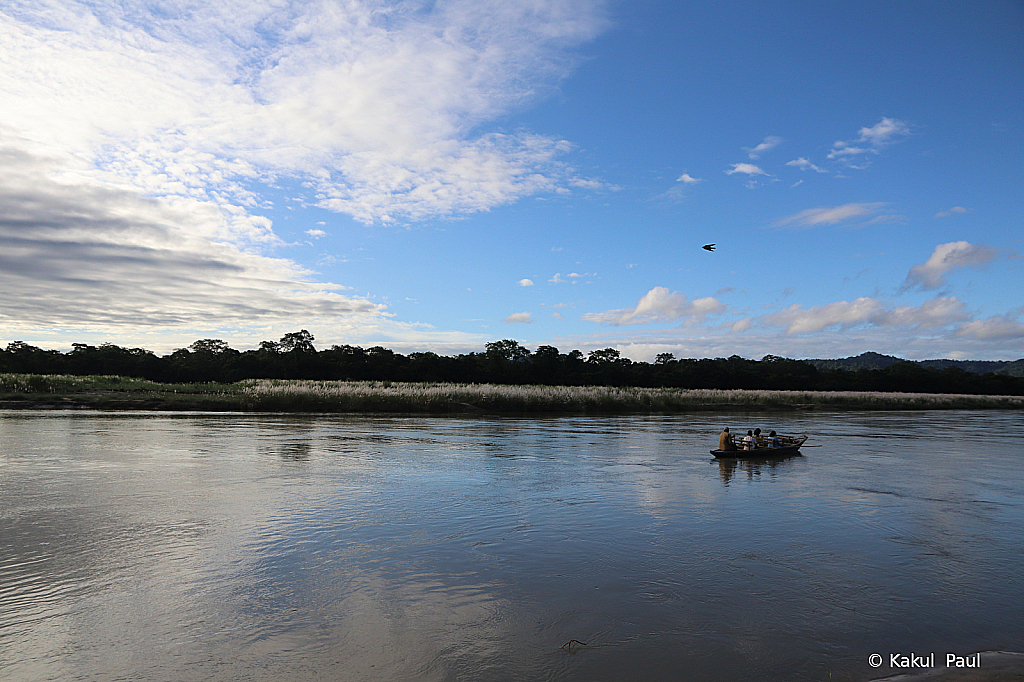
[702,244,716,252]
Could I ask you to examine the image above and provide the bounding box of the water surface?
[2,410,1022,681]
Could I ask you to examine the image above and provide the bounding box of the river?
[1,410,1022,681]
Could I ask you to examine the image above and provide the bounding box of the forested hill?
[2,335,1023,396]
[807,352,1024,377]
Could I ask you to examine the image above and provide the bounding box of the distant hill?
[807,352,1024,378]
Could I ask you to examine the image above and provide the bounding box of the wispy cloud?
[677,173,703,183]
[725,163,770,176]
[786,157,826,173]
[772,203,891,228]
[744,135,782,159]
[549,272,588,284]
[582,287,725,326]
[504,312,533,324]
[902,241,1000,290]
[1,0,609,226]
[828,117,911,164]
[935,206,969,218]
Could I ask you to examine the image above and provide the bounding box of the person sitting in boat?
[718,427,737,451]
[753,428,764,447]
[766,430,781,448]
[743,430,756,450]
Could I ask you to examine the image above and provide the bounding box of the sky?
[2,0,1022,361]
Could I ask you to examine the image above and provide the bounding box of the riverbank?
[2,374,1023,412]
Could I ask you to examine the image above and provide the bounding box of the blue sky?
[2,0,1022,360]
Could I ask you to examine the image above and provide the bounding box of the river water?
[1,409,1022,682]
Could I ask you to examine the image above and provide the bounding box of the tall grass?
[237,379,1024,412]
[0,373,237,394]
[2,374,1022,411]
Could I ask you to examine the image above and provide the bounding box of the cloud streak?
[772,203,891,228]
[744,135,782,159]
[0,139,386,338]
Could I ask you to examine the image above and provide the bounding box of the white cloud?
[677,173,703,183]
[503,312,533,324]
[786,157,826,173]
[517,278,535,287]
[828,117,911,163]
[0,0,612,349]
[1,0,609,225]
[548,272,587,284]
[869,297,970,329]
[766,298,883,334]
[582,287,725,326]
[730,318,752,333]
[772,203,890,228]
[764,296,970,335]
[305,229,326,238]
[725,163,769,176]
[956,314,1024,340]
[903,241,1000,290]
[935,206,969,218]
[0,138,387,343]
[570,177,604,190]
[744,135,782,159]
[857,117,912,146]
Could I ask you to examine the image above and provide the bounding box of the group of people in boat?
[717,426,782,451]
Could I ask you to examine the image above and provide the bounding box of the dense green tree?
[484,339,530,382]
[279,330,316,354]
[3,336,1023,395]
[587,348,622,364]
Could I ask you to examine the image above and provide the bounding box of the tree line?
[2,332,1023,396]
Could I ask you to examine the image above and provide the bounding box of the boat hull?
[710,436,807,458]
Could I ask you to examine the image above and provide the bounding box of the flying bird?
[702,244,716,252]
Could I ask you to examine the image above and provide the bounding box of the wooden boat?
[710,434,807,458]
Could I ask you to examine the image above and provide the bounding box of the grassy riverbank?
[2,373,1023,412]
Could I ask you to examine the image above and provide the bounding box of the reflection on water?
[714,454,803,484]
[1,410,1023,682]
